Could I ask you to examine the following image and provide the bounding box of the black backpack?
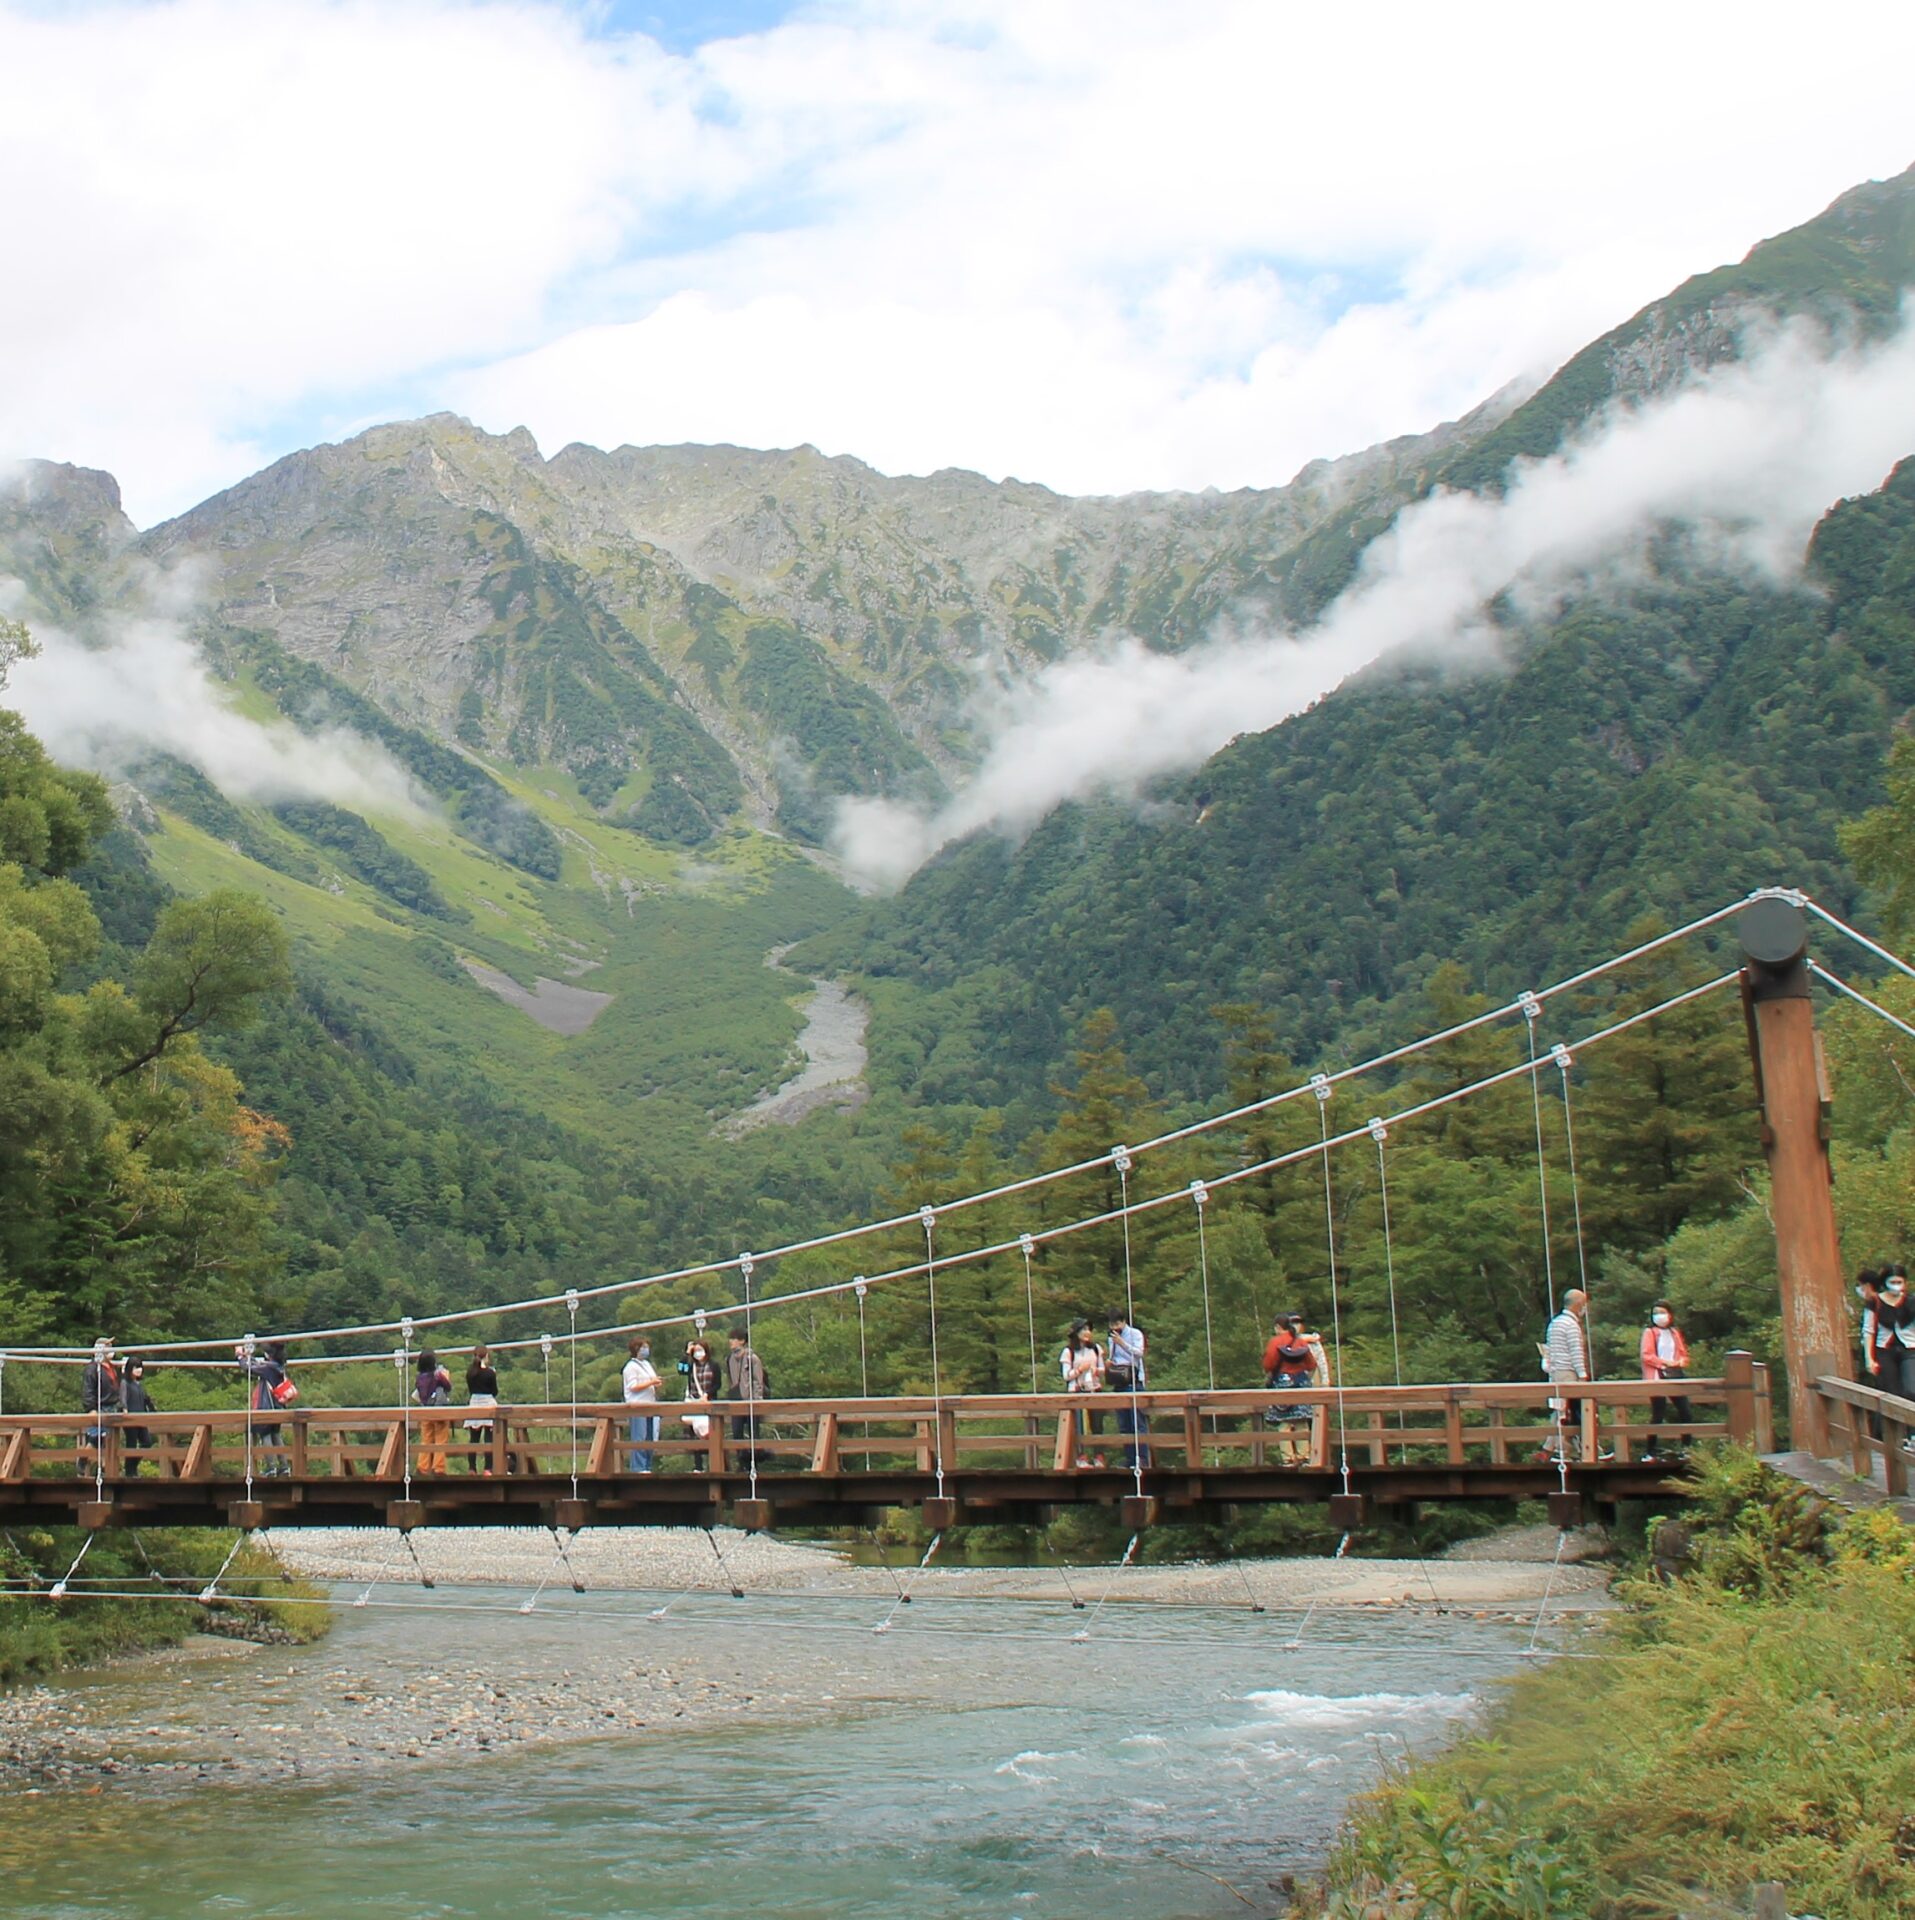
[418,1374,450,1408]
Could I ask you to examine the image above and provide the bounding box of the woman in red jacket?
[1639,1302,1691,1462]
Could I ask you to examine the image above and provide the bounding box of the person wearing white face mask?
[1861,1266,1914,1446]
[1638,1302,1692,1463]
[622,1335,663,1473]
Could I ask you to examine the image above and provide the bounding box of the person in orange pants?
[416,1349,453,1474]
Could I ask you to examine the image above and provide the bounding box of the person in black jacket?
[236,1341,293,1477]
[79,1339,121,1478]
[121,1356,157,1474]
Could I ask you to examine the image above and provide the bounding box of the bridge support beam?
[1738,899,1851,1458]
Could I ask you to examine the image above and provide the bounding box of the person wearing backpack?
[416,1349,453,1475]
[236,1340,296,1476]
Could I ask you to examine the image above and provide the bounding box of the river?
[0,1583,1536,1918]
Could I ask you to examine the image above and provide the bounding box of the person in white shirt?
[622,1336,662,1472]
[1106,1309,1150,1469]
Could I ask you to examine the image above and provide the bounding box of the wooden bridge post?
[1738,898,1851,1458]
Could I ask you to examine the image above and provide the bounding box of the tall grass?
[1301,1451,1915,1918]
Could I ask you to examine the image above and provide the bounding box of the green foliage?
[1309,1461,1915,1919]
[0,1528,327,1684]
[272,800,463,920]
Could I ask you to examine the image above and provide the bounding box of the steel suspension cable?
[1314,1080,1351,1496]
[1191,1182,1216,1392]
[1523,997,1558,1321]
[1115,1150,1145,1496]
[922,1209,946,1501]
[1809,960,1915,1040]
[740,1255,759,1506]
[1368,1122,1404,1392]
[16,896,1796,1364]
[1019,1233,1040,1395]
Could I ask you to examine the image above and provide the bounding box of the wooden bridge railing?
[1813,1374,1914,1499]
[0,1366,1762,1488]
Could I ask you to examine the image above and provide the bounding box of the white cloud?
[1,576,426,816]
[831,315,1915,888]
[3,2,1913,520]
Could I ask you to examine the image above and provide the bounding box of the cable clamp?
[1550,1042,1574,1072]
[1310,1073,1332,1105]
[241,1332,258,1360]
[1110,1145,1132,1176]
[693,1309,708,1334]
[1018,1232,1036,1257]
[918,1205,936,1230]
[853,1277,868,1300]
[391,1346,407,1372]
[1188,1180,1208,1209]
[1366,1117,1387,1145]
[564,1289,579,1317]
[738,1253,756,1282]
[399,1316,414,1347]
[539,1332,554,1360]
[1519,989,1543,1024]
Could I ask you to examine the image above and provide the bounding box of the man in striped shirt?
[1544,1290,1592,1461]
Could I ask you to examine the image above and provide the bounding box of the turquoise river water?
[0,1587,1533,1918]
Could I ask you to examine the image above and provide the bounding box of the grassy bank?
[1297,1451,1915,1919]
[0,1529,329,1686]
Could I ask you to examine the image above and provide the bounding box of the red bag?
[269,1377,299,1406]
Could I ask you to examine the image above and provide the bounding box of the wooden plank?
[375,1423,405,1479]
[1444,1398,1465,1465]
[0,1427,27,1483]
[180,1426,212,1482]
[1183,1402,1204,1471]
[810,1414,840,1474]
[586,1417,615,1477]
[1487,1407,1507,1467]
[1052,1412,1077,1472]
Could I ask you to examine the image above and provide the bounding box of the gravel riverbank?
[0,1528,1611,1796]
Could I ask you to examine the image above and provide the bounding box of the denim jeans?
[626,1411,659,1472]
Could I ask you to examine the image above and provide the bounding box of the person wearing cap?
[79,1337,121,1478]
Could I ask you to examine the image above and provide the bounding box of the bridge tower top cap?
[1738,896,1807,969]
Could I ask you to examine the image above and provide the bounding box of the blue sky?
[3,0,1913,524]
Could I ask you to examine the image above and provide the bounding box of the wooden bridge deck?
[0,1367,1767,1533]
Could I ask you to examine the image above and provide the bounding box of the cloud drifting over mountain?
[831,315,1915,888]
[1,585,423,818]
[3,2,1914,520]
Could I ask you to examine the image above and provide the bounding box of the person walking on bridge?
[1543,1290,1599,1463]
[1862,1266,1914,1420]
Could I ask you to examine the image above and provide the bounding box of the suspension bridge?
[1,888,1909,1545]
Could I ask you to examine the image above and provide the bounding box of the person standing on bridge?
[78,1337,121,1479]
[120,1355,157,1475]
[727,1326,767,1460]
[415,1349,453,1475]
[1638,1303,1692,1463]
[1061,1319,1105,1466]
[236,1340,293,1477]
[1107,1309,1150,1469]
[1262,1314,1318,1466]
[623,1335,662,1473]
[681,1337,721,1470]
[1543,1290,1597,1463]
[464,1345,501,1475]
